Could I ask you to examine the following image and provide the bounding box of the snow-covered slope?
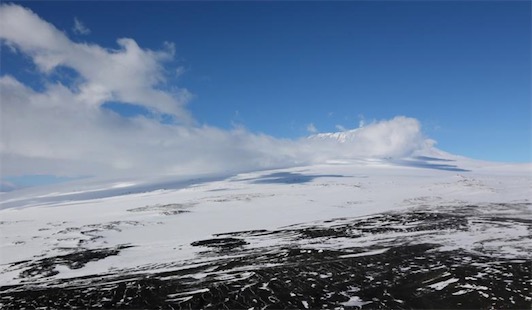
[0,156,531,308]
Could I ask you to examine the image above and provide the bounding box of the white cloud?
[0,70,302,177]
[0,4,434,180]
[0,4,191,122]
[306,123,318,133]
[72,17,90,35]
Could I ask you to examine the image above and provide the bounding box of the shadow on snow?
[240,172,347,185]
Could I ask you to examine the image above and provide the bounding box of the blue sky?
[0,1,530,189]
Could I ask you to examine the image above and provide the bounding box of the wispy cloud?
[0,4,434,180]
[306,123,318,133]
[335,125,346,131]
[72,17,90,35]
[357,114,366,128]
[175,66,186,78]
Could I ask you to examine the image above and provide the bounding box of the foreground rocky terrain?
[1,203,530,309]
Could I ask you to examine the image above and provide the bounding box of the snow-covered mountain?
[310,128,363,143]
[305,119,435,160]
[0,154,531,309]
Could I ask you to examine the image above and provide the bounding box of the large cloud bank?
[0,4,433,178]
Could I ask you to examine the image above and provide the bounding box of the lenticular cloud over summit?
[0,4,433,179]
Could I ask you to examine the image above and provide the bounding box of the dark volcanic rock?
[14,245,133,279]
[1,205,530,310]
[1,244,529,309]
[191,237,248,249]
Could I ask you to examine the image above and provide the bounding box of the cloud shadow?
[241,172,346,185]
[394,159,470,172]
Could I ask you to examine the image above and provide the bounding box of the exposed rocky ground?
[1,203,531,309]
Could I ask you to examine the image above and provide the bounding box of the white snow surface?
[0,155,531,286]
